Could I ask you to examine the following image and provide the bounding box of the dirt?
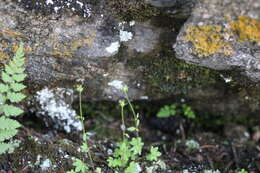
[0,102,259,173]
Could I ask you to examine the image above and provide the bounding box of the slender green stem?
[79,91,94,171]
[120,104,126,141]
[123,91,139,137]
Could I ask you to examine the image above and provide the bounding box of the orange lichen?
[46,37,95,57]
[0,29,23,38]
[0,51,9,61]
[184,25,233,57]
[230,16,260,42]
[12,44,33,53]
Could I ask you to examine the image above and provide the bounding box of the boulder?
[0,0,259,133]
[174,0,260,81]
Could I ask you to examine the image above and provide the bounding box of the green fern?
[0,42,26,154]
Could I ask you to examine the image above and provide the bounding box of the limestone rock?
[174,0,260,81]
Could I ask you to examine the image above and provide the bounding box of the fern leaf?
[0,141,20,154]
[13,43,24,61]
[0,142,11,154]
[10,83,26,92]
[2,104,24,117]
[4,64,15,75]
[0,117,21,130]
[9,61,18,71]
[0,129,18,142]
[12,74,26,82]
[13,60,25,68]
[0,84,9,93]
[1,72,13,83]
[0,94,6,104]
[13,67,25,74]
[7,92,26,103]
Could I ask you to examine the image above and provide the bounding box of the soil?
[0,102,259,173]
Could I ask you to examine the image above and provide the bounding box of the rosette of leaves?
[0,43,26,154]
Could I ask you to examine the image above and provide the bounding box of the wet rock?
[174,0,260,82]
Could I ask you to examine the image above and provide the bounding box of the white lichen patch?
[40,159,52,170]
[108,80,124,90]
[105,41,120,54]
[36,88,82,133]
[129,21,135,26]
[46,0,54,5]
[120,30,133,42]
[20,0,92,18]
[185,139,200,150]
[220,74,232,83]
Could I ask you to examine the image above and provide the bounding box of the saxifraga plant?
[107,85,162,173]
[0,42,27,154]
[67,85,102,173]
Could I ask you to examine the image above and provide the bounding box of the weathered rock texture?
[174,0,260,81]
[0,0,259,130]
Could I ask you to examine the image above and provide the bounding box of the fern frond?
[0,42,26,155]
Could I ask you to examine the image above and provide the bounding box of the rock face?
[0,0,260,133]
[174,0,260,81]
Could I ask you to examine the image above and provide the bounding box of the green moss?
[127,49,222,95]
[106,0,160,21]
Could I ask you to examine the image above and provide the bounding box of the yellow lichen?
[46,37,95,57]
[0,51,9,61]
[0,29,23,38]
[184,25,233,57]
[12,44,33,53]
[230,16,260,42]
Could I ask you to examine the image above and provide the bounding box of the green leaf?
[73,158,89,173]
[2,104,23,117]
[4,64,15,75]
[80,143,89,153]
[13,42,24,62]
[0,84,9,93]
[0,142,11,154]
[125,161,139,173]
[0,94,6,104]
[66,170,76,173]
[146,147,161,161]
[157,104,177,118]
[127,127,137,132]
[111,140,131,167]
[182,104,196,119]
[1,72,13,83]
[0,117,21,130]
[12,74,26,82]
[14,67,26,74]
[7,92,26,103]
[0,129,18,142]
[10,83,26,92]
[130,137,144,156]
